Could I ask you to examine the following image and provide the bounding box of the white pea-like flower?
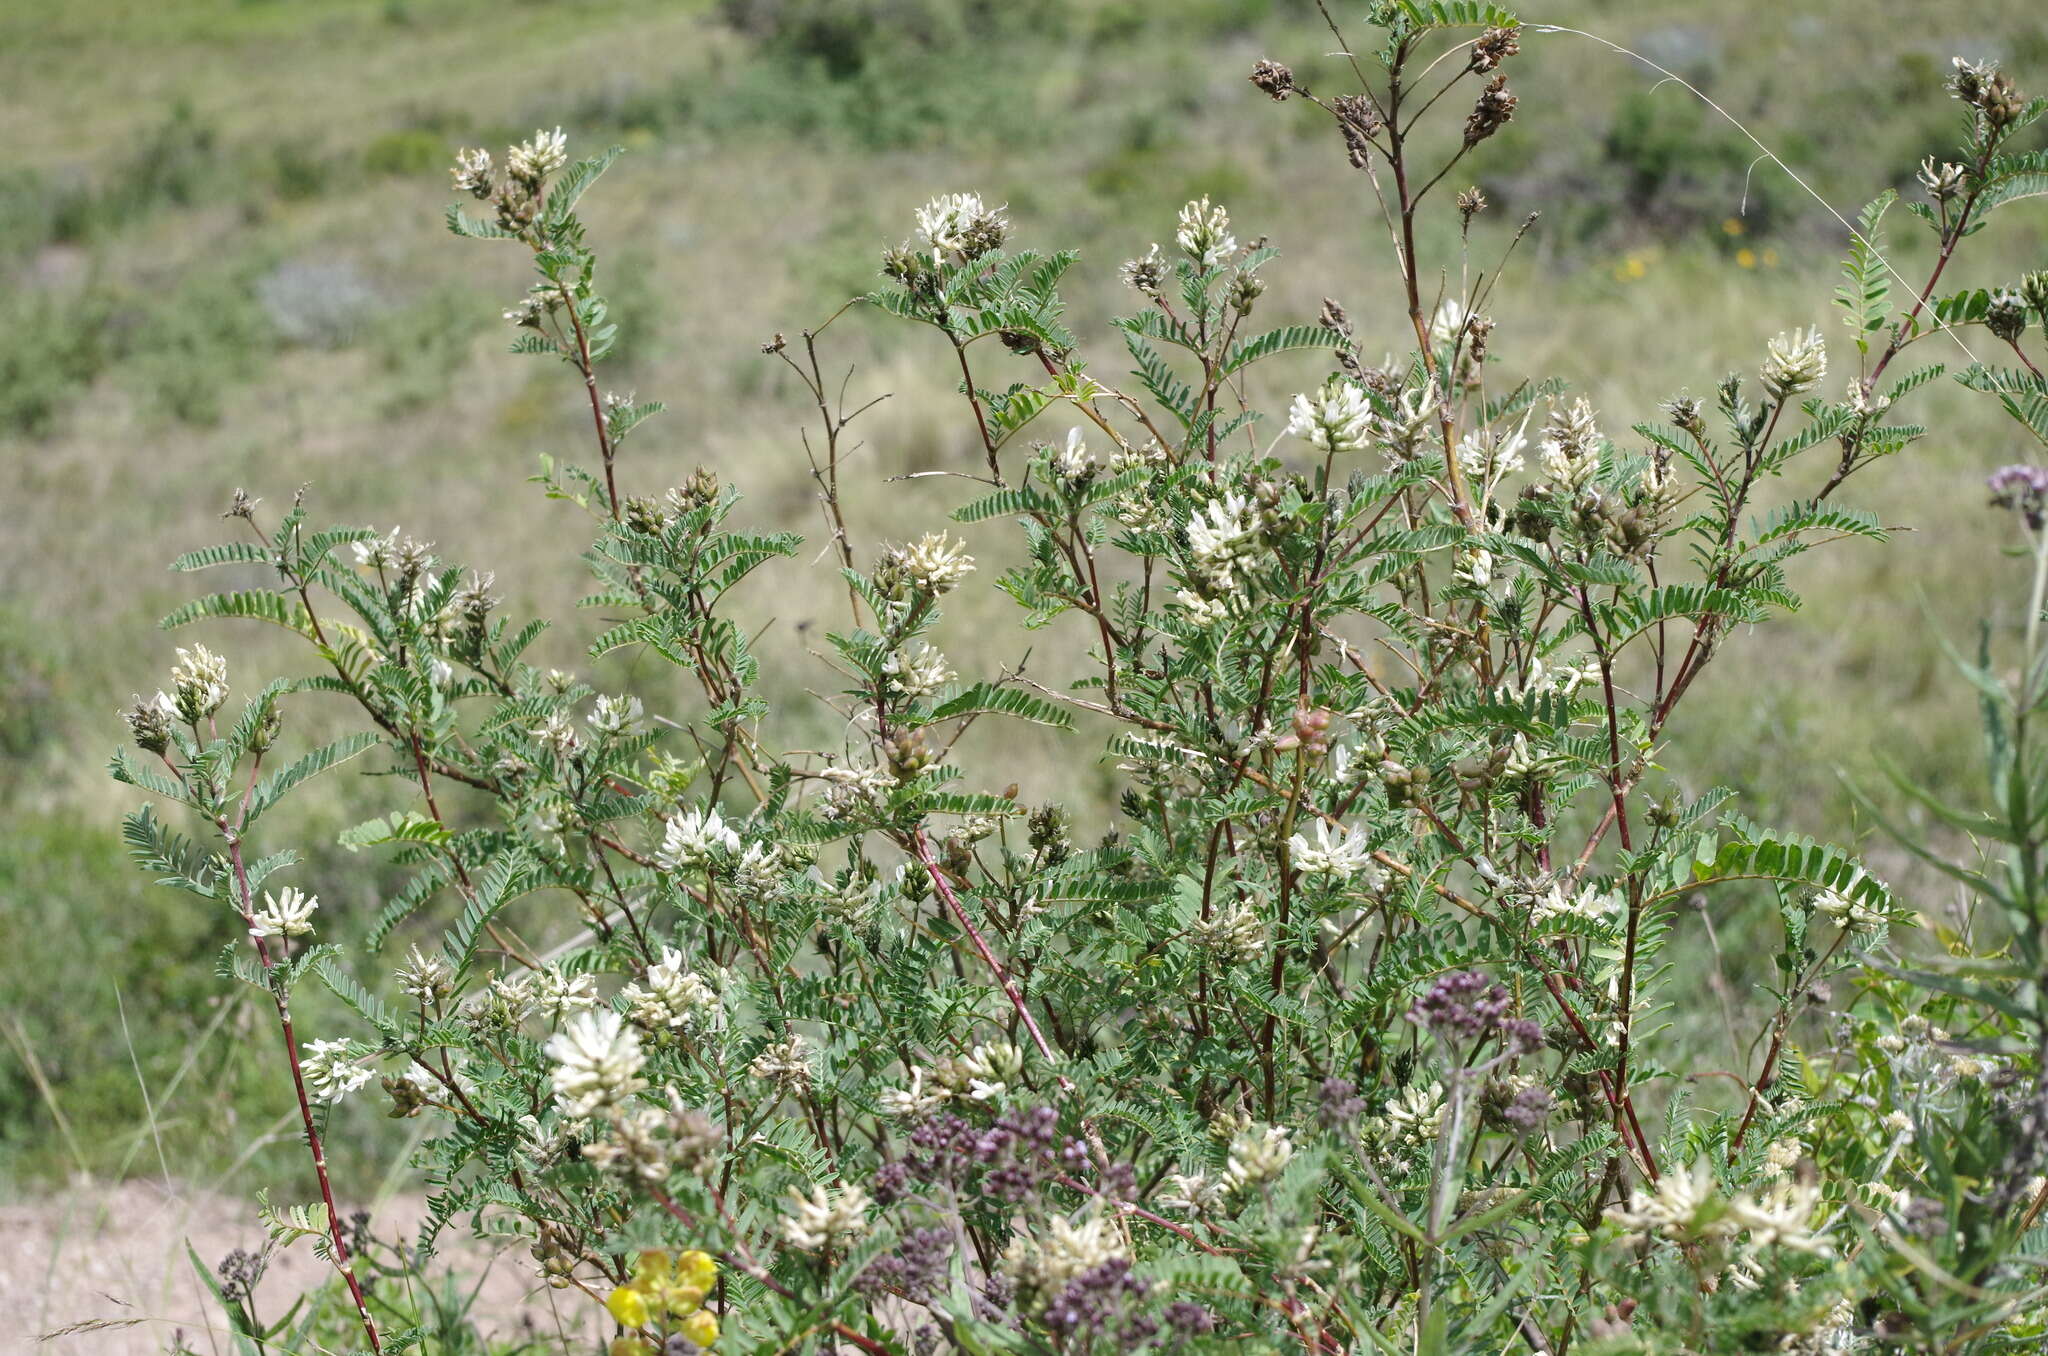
[1761,326,1828,402]
[1186,493,1257,586]
[248,887,319,939]
[1289,820,1380,883]
[878,1066,952,1118]
[914,192,1004,254]
[780,1182,871,1253]
[300,1038,373,1104]
[545,1009,647,1118]
[533,965,600,1021]
[881,643,955,700]
[352,526,402,569]
[587,694,645,736]
[1051,427,1096,487]
[396,945,452,1002]
[449,146,492,195]
[1188,898,1266,963]
[1286,380,1374,456]
[656,806,740,871]
[1175,196,1237,268]
[621,947,720,1030]
[751,1034,815,1093]
[506,126,568,182]
[170,644,230,719]
[892,532,976,593]
[1225,1123,1296,1191]
[1539,397,1603,492]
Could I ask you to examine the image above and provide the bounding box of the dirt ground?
[3,1181,584,1355]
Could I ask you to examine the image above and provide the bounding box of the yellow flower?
[677,1249,719,1292]
[606,1285,651,1328]
[1735,247,1757,269]
[679,1309,721,1347]
[609,1340,655,1356]
[1722,216,1745,236]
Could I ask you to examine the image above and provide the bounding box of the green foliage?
[101,16,2048,1356]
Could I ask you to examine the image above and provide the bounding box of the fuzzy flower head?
[915,192,1006,258]
[780,1182,871,1253]
[170,644,230,723]
[301,1038,372,1104]
[1761,326,1828,403]
[249,887,318,940]
[1286,379,1374,456]
[656,806,740,872]
[545,1009,648,1118]
[1175,196,1237,268]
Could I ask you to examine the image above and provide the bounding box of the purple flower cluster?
[1501,1083,1555,1135]
[1317,1076,1368,1130]
[1989,464,2048,530]
[1039,1259,1218,1353]
[1408,971,1543,1054]
[875,1105,1064,1206]
[857,1225,954,1303]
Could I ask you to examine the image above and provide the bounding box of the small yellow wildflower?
[679,1310,721,1347]
[1722,216,1745,236]
[606,1285,651,1328]
[1736,247,1757,269]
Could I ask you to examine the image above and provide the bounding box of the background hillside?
[3,0,2045,1194]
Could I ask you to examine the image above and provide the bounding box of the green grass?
[3,0,2046,1188]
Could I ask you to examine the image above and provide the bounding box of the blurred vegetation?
[2,0,2045,1189]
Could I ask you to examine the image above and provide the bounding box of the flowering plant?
[114,5,2048,1352]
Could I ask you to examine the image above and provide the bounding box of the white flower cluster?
[546,1010,647,1118]
[1225,1122,1296,1191]
[621,947,721,1031]
[1003,1210,1126,1295]
[1175,196,1237,268]
[587,694,645,736]
[750,1033,814,1092]
[301,1038,373,1104]
[1761,326,1828,403]
[881,643,955,700]
[397,945,452,1002]
[1285,380,1374,456]
[1289,821,1382,885]
[248,887,319,940]
[780,1182,871,1253]
[1607,1159,1828,1255]
[915,192,1005,255]
[170,644,230,719]
[1376,1081,1446,1152]
[890,531,976,594]
[533,965,600,1021]
[657,806,740,871]
[1050,427,1096,488]
[1187,898,1266,962]
[1539,398,1603,493]
[505,127,568,182]
[1185,492,1259,592]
